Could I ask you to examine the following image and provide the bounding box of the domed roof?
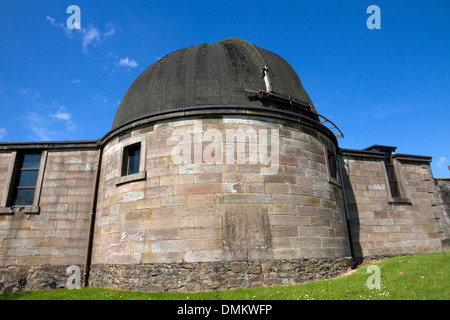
[112,38,317,129]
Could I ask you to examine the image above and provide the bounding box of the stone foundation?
[88,257,353,292]
[0,265,84,294]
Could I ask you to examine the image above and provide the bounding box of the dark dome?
[112,38,316,129]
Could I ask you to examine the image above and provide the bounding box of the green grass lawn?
[1,252,448,300]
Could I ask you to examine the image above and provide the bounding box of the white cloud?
[24,112,54,141]
[18,88,40,98]
[81,26,101,54]
[105,54,138,73]
[46,16,65,29]
[46,16,116,55]
[46,16,73,38]
[117,57,138,68]
[81,23,116,54]
[22,104,76,141]
[103,22,116,37]
[51,106,75,131]
[93,94,108,105]
[437,157,446,167]
[72,78,80,85]
[0,128,7,140]
[373,107,412,119]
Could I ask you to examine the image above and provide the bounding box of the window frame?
[115,136,146,186]
[0,150,47,214]
[324,146,340,186]
[121,143,141,177]
[380,156,411,204]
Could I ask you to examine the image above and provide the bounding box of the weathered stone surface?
[0,265,84,294]
[88,258,352,292]
[92,119,350,265]
[342,153,446,260]
[0,150,98,267]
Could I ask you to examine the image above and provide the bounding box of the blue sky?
[1,0,449,177]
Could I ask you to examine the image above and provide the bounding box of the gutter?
[83,139,103,287]
[337,150,358,268]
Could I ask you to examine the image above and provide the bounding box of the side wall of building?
[435,178,450,247]
[0,144,99,293]
[341,150,446,261]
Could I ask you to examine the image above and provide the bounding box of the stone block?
[291,237,322,248]
[195,215,220,228]
[272,205,297,215]
[298,226,329,238]
[272,194,302,205]
[136,198,160,210]
[183,250,223,262]
[151,239,203,253]
[122,231,145,242]
[179,204,214,217]
[222,183,244,193]
[162,195,186,207]
[160,174,193,186]
[123,191,145,202]
[272,226,299,237]
[147,228,179,241]
[186,194,215,205]
[179,228,221,240]
[265,183,290,194]
[269,215,309,226]
[174,183,221,195]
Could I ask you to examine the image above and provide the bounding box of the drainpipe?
[83,139,103,287]
[337,150,357,269]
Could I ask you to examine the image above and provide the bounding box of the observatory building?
[1,38,449,293]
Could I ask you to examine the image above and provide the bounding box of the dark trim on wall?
[337,151,357,268]
[101,105,339,147]
[83,145,103,287]
[0,140,101,151]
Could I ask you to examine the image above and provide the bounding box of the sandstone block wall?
[341,150,445,260]
[0,146,99,293]
[436,178,450,224]
[0,148,98,293]
[92,116,350,269]
[435,178,450,248]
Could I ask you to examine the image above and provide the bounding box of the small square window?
[122,143,141,177]
[115,137,147,186]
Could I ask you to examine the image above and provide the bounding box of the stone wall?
[0,264,84,294]
[435,178,450,249]
[88,258,353,292]
[92,116,351,269]
[436,178,450,224]
[0,146,99,268]
[341,149,445,260]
